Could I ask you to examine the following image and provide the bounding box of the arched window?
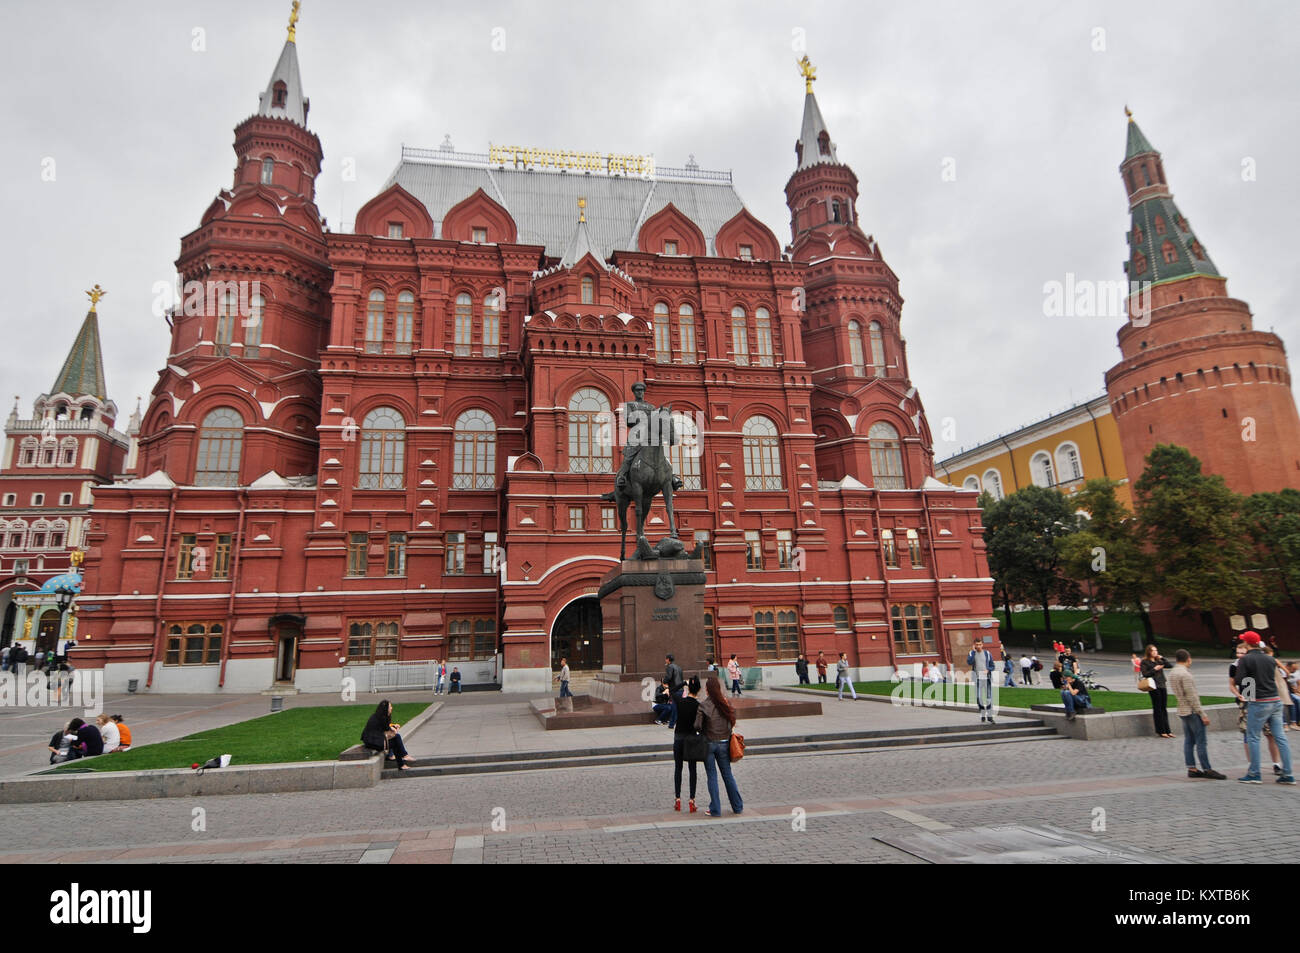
[453,293,472,356]
[1055,442,1083,482]
[55,403,69,420]
[453,409,496,490]
[869,422,905,489]
[1141,165,1152,187]
[358,407,406,489]
[742,415,782,490]
[982,469,1004,501]
[194,407,244,486]
[365,290,385,354]
[272,81,287,108]
[260,157,274,185]
[19,437,37,467]
[1154,215,1166,235]
[580,276,594,305]
[481,292,499,357]
[59,437,77,467]
[1030,451,1055,488]
[678,304,696,364]
[668,411,702,491]
[833,605,851,631]
[395,292,415,354]
[755,307,774,366]
[215,292,236,357]
[962,476,980,492]
[868,321,885,376]
[244,294,264,358]
[79,404,94,421]
[1133,225,1144,243]
[831,200,844,224]
[731,307,749,366]
[847,320,866,376]
[1133,252,1148,276]
[1160,241,1177,264]
[653,303,671,364]
[567,388,611,473]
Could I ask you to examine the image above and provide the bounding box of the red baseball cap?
[1240,631,1262,645]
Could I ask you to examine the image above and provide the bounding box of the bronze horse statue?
[612,406,680,560]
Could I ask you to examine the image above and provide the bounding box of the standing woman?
[695,675,743,817]
[1140,644,1174,738]
[672,676,704,813]
[362,699,414,770]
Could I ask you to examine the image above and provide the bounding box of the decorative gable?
[441,187,518,244]
[637,203,706,257]
[354,183,436,240]
[715,208,781,261]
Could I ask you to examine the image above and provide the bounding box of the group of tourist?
[46,714,132,764]
[3,642,77,678]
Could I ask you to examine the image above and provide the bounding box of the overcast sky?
[2,0,1296,461]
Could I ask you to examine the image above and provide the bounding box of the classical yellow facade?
[936,394,1133,510]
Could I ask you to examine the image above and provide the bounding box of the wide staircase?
[383,719,1057,779]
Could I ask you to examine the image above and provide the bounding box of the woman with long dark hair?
[361,699,414,770]
[694,675,743,817]
[672,676,703,812]
[1140,644,1173,738]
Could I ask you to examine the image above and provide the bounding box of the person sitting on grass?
[111,714,132,751]
[47,721,77,764]
[96,713,121,752]
[1061,673,1091,721]
[74,716,103,757]
[361,699,414,771]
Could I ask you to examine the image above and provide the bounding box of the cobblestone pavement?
[1,725,1294,863]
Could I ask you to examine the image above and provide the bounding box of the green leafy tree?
[982,484,1081,634]
[1134,444,1263,645]
[1243,488,1300,613]
[1056,478,1156,638]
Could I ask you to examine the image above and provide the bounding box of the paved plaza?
[0,686,1293,864]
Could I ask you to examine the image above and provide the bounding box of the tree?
[1056,478,1156,638]
[1243,488,1300,613]
[1134,444,1263,645]
[982,484,1081,634]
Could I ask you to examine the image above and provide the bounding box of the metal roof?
[258,39,307,126]
[385,147,750,258]
[50,310,108,400]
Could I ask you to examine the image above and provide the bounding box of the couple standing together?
[668,674,744,817]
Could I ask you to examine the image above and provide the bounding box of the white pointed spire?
[257,9,308,127]
[796,89,838,170]
[559,198,607,269]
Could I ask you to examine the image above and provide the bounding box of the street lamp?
[52,585,76,656]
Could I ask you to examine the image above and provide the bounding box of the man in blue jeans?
[664,654,683,729]
[967,641,995,723]
[1235,631,1295,784]
[1060,673,1090,721]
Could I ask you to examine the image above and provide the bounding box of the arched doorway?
[1,601,16,648]
[36,609,61,656]
[551,597,602,671]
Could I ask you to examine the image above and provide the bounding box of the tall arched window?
[195,407,244,486]
[742,415,782,490]
[848,320,866,376]
[731,307,749,366]
[18,437,37,467]
[653,303,671,364]
[868,321,885,376]
[1030,451,1055,488]
[568,388,611,473]
[215,292,236,357]
[1154,215,1166,235]
[678,304,696,364]
[453,293,472,356]
[962,476,980,492]
[668,411,702,490]
[395,291,415,354]
[1055,442,1083,482]
[365,290,385,354]
[983,469,1004,501]
[868,422,905,489]
[482,293,500,357]
[1161,241,1177,264]
[59,437,77,467]
[453,409,496,490]
[580,276,594,305]
[755,307,774,366]
[260,157,274,185]
[244,294,264,358]
[358,407,406,489]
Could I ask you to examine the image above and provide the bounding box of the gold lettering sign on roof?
[487,143,655,178]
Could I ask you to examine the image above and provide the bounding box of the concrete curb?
[339,701,443,760]
[0,701,442,804]
[771,686,1239,740]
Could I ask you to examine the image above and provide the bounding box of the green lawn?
[994,609,1208,654]
[798,681,1233,711]
[47,702,428,774]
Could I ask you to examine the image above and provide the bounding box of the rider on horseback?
[599,381,684,501]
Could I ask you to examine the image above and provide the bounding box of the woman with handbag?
[1139,645,1174,738]
[361,699,414,770]
[695,675,743,817]
[673,676,705,813]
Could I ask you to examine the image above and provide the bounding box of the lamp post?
[52,585,76,657]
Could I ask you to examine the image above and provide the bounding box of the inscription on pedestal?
[599,557,706,674]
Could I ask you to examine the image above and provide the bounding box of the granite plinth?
[600,557,707,674]
[530,693,822,730]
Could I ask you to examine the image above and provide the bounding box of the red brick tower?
[1105,110,1300,493]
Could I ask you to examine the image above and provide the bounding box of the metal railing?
[370,659,436,692]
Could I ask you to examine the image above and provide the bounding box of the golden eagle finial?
[578,197,586,224]
[287,0,301,43]
[1124,104,1133,123]
[797,55,817,94]
[86,284,106,312]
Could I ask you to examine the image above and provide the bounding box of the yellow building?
[936,394,1133,510]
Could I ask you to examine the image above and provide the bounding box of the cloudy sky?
[2,0,1296,461]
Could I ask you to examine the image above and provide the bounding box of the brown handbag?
[729,730,745,762]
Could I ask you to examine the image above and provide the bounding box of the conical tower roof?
[559,200,608,269]
[51,301,108,400]
[1124,112,1155,159]
[796,90,839,170]
[257,4,308,126]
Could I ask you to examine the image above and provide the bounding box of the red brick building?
[74,25,997,693]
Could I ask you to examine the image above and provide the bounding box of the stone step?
[383,723,1057,779]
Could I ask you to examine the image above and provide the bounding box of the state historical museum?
[76,22,997,693]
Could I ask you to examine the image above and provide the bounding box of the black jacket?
[77,724,103,757]
[795,658,809,677]
[665,662,683,692]
[361,711,390,751]
[674,696,701,736]
[1139,656,1169,691]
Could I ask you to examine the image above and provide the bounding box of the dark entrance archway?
[551,597,602,672]
[1,601,15,648]
[36,610,61,656]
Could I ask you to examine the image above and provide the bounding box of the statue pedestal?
[598,557,707,676]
